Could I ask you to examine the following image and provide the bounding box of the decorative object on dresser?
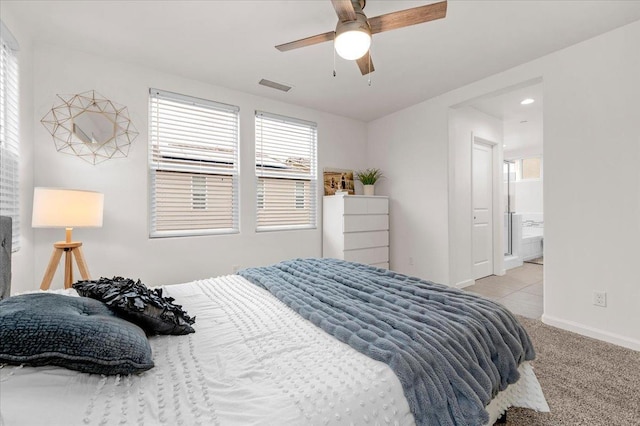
[0,216,11,299]
[32,187,104,290]
[355,167,383,195]
[41,90,138,165]
[323,167,355,195]
[323,194,389,268]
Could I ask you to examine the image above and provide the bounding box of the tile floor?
[464,262,543,319]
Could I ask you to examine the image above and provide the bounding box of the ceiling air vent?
[259,79,292,92]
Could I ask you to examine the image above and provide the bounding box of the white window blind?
[0,21,19,252]
[149,89,239,237]
[255,111,317,231]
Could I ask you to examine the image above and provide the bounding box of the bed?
[0,258,548,425]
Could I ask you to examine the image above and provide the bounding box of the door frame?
[471,134,504,282]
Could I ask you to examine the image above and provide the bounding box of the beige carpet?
[506,317,640,425]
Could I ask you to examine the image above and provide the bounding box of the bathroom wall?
[513,179,543,213]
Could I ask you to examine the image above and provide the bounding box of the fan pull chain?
[368,47,372,86]
[333,38,337,77]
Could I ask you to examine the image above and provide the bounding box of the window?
[0,21,19,252]
[521,157,541,180]
[191,175,206,210]
[149,89,239,237]
[515,157,542,180]
[255,111,317,231]
[257,179,265,210]
[295,181,305,209]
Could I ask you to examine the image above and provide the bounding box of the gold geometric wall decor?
[41,90,138,165]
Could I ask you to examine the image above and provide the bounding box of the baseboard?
[541,314,640,351]
[504,255,523,271]
[455,279,474,289]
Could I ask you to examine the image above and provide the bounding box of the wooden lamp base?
[40,241,91,290]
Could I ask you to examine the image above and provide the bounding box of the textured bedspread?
[239,258,536,426]
[0,276,415,426]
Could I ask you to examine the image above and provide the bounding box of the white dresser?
[322,195,389,269]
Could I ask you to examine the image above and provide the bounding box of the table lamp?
[32,187,104,290]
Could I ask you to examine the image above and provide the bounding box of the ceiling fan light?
[335,20,371,60]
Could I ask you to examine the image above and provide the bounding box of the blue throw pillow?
[0,293,154,375]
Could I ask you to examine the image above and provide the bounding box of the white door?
[473,141,493,279]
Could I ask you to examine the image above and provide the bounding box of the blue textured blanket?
[238,258,535,426]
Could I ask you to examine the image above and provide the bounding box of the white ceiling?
[3,0,640,122]
[471,83,543,155]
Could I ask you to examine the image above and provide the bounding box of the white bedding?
[0,275,548,425]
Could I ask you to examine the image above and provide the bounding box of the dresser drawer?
[343,231,388,250]
[344,197,388,215]
[343,214,388,232]
[343,246,388,265]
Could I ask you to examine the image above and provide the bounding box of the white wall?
[542,21,639,349]
[24,43,367,294]
[1,8,34,293]
[366,101,450,283]
[367,20,640,349]
[513,179,543,214]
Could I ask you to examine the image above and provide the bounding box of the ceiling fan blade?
[368,0,447,35]
[331,0,357,21]
[275,31,336,52]
[356,51,375,75]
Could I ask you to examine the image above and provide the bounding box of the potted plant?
[355,168,383,196]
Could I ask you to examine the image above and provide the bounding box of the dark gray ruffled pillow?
[73,277,195,335]
[0,293,154,375]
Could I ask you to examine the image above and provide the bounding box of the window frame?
[0,20,20,252]
[515,156,543,181]
[148,88,240,238]
[254,111,317,232]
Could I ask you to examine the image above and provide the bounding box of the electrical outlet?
[232,265,241,273]
[593,291,607,307]
[409,257,414,266]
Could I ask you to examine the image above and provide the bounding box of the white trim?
[150,227,239,238]
[150,88,239,113]
[504,254,523,271]
[148,89,240,237]
[541,314,640,351]
[254,111,317,231]
[256,110,317,128]
[0,21,20,252]
[255,224,316,233]
[454,279,474,289]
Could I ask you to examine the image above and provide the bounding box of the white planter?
[363,185,375,196]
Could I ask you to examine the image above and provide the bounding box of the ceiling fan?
[275,0,448,75]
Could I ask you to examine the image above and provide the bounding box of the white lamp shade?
[32,187,104,228]
[335,30,371,60]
